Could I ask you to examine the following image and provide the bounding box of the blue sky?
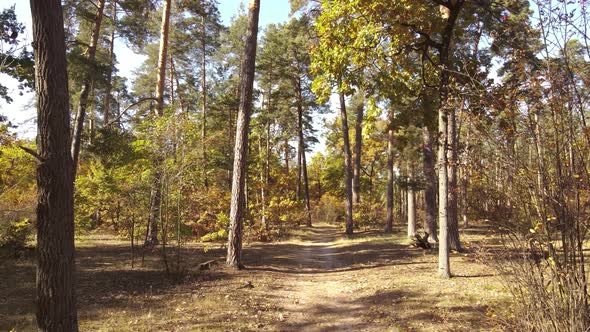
[0,0,291,138]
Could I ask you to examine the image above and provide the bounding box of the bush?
[0,218,32,250]
[496,231,590,331]
[313,194,343,224]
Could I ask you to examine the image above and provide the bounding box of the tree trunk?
[339,91,354,235]
[296,80,312,227]
[201,15,208,189]
[447,107,461,251]
[155,0,171,117]
[284,136,290,174]
[258,131,266,229]
[437,0,463,279]
[352,96,364,205]
[104,0,116,126]
[71,0,105,176]
[31,0,79,329]
[385,128,395,233]
[422,126,438,242]
[226,0,260,269]
[146,0,172,246]
[407,166,416,238]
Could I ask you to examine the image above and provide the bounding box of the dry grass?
[1,221,511,331]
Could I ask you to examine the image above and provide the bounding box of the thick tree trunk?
[103,0,116,126]
[352,97,364,205]
[71,0,105,176]
[385,128,395,233]
[339,91,354,235]
[422,126,438,242]
[146,0,172,246]
[226,0,260,269]
[30,0,79,329]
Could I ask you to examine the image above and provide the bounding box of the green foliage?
[0,217,31,249]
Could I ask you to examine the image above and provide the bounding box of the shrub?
[0,218,32,250]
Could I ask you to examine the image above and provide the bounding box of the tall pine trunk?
[71,0,105,176]
[438,0,463,279]
[407,165,416,238]
[422,126,438,242]
[31,0,79,329]
[339,91,354,235]
[201,15,208,188]
[104,0,116,126]
[352,97,364,205]
[385,128,395,233]
[146,0,172,246]
[226,0,260,269]
[447,107,461,251]
[296,80,312,226]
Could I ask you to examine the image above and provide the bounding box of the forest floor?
[1,223,512,331]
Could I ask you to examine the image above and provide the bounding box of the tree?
[30,0,78,329]
[0,6,33,105]
[226,0,260,269]
[70,0,106,176]
[145,0,172,246]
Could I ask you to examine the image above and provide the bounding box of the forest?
[1,0,590,330]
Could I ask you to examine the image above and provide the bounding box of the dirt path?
[2,223,509,331]
[271,225,371,331]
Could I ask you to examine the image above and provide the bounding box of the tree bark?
[422,126,438,242]
[385,128,395,233]
[201,14,208,189]
[155,0,171,117]
[339,91,354,235]
[352,96,364,205]
[146,0,172,246]
[407,166,416,238]
[30,0,79,329]
[71,0,105,176]
[437,0,464,279]
[296,80,312,226]
[103,0,116,126]
[226,0,260,269]
[447,107,461,251]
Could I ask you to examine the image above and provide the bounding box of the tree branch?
[19,145,42,162]
[106,97,158,127]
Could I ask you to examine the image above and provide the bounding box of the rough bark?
[339,91,354,235]
[422,126,438,242]
[30,0,79,329]
[71,0,105,176]
[155,0,171,117]
[385,128,395,233]
[146,0,172,246]
[438,0,464,279]
[103,0,116,126]
[352,97,364,205]
[226,0,260,269]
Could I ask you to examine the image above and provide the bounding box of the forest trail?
[2,223,509,331]
[264,224,371,331]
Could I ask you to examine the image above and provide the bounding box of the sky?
[0,0,291,139]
